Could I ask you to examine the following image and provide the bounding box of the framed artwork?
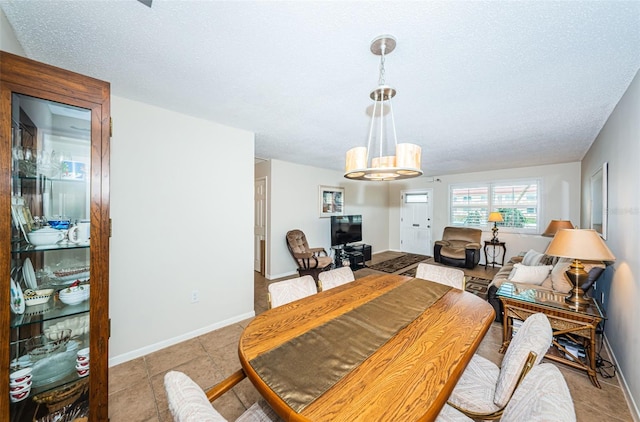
[590,162,608,240]
[319,186,344,217]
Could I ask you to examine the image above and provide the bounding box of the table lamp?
[487,212,503,243]
[541,220,574,237]
[545,229,615,307]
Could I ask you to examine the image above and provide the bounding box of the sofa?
[487,249,606,322]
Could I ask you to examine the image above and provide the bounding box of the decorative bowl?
[24,288,54,306]
[26,227,65,246]
[58,285,90,305]
[26,331,71,361]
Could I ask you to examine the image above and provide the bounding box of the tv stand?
[334,244,372,271]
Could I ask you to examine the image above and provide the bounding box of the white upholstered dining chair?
[164,369,282,422]
[267,275,317,309]
[436,363,575,422]
[415,263,466,289]
[317,266,355,291]
[445,313,552,419]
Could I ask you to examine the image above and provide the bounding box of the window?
[450,179,541,233]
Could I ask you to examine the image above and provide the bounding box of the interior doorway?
[254,177,267,274]
[400,189,433,256]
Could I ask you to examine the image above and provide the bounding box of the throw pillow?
[508,263,553,285]
[522,249,545,266]
[551,258,606,293]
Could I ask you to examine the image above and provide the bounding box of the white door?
[254,178,267,273]
[400,190,433,255]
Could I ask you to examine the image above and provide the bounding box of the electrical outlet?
[191,290,199,303]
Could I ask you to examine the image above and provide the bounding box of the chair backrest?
[286,229,309,255]
[442,226,482,244]
[318,267,355,291]
[494,313,552,408]
[165,371,228,422]
[415,263,465,289]
[502,363,576,422]
[268,275,317,308]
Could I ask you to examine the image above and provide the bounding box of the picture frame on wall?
[319,186,344,217]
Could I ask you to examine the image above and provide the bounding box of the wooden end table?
[484,240,506,268]
[496,283,605,387]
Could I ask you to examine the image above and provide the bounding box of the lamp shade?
[545,229,615,261]
[487,212,503,223]
[541,220,574,237]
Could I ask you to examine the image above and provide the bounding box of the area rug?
[367,254,430,273]
[400,266,491,301]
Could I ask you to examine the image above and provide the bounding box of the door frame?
[254,176,268,275]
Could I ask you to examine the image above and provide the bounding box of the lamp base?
[491,225,499,243]
[564,260,590,308]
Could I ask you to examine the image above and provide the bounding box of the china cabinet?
[1,52,110,421]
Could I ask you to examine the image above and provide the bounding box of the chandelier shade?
[344,35,423,181]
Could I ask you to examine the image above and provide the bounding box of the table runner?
[249,278,451,412]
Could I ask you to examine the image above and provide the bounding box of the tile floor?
[108,253,634,421]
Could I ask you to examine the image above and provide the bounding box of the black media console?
[333,244,372,270]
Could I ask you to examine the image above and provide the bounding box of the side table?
[484,240,506,268]
[496,283,605,388]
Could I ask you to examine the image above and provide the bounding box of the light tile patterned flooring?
[108,252,634,421]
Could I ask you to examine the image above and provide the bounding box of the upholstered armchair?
[434,227,482,269]
[286,229,333,280]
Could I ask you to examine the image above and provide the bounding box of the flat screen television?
[331,215,362,247]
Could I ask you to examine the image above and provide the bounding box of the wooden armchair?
[285,229,332,280]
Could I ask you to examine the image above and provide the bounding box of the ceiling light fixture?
[344,35,422,181]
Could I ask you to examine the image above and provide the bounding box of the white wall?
[0,8,24,55]
[109,96,255,365]
[581,69,640,419]
[386,162,581,261]
[267,159,388,279]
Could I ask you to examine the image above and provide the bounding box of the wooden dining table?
[238,273,495,422]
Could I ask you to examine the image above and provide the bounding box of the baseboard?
[603,334,640,421]
[108,311,255,367]
[266,270,298,280]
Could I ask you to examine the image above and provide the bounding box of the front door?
[400,190,433,255]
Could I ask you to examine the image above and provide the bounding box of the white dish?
[23,258,37,290]
[10,278,25,314]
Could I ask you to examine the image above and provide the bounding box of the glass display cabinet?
[1,51,110,421]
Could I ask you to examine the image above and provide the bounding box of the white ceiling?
[2,1,639,177]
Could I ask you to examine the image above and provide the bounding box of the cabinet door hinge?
[108,318,111,338]
[109,117,113,137]
[109,218,113,237]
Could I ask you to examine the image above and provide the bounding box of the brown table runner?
[249,278,451,412]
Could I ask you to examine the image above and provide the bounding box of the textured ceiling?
[2,1,639,177]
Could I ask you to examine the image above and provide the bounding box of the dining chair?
[415,263,465,289]
[267,275,318,309]
[436,363,575,422]
[317,266,355,291]
[164,369,282,421]
[446,313,553,419]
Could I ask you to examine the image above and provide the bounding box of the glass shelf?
[11,299,89,329]
[11,240,90,254]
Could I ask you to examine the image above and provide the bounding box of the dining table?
[238,273,495,422]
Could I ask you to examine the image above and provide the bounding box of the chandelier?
[344,35,422,181]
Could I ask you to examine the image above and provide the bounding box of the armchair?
[434,227,482,269]
[286,229,333,280]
